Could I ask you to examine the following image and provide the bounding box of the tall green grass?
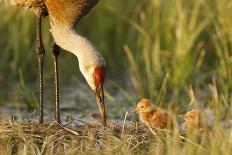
[112,0,232,108]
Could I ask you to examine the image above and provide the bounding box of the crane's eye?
[141,106,144,108]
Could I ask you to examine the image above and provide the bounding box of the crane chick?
[131,99,172,129]
[179,110,202,132]
[179,110,213,136]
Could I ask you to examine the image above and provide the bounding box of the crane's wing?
[44,0,99,27]
[10,0,48,16]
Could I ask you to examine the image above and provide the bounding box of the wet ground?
[0,79,135,124]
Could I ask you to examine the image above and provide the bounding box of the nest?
[0,120,164,154]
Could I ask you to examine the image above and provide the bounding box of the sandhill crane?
[9,0,106,126]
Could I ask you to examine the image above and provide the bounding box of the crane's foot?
[52,43,61,124]
[36,15,45,124]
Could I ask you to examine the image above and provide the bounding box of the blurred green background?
[0,0,231,118]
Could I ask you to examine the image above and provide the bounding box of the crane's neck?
[49,24,104,67]
[49,23,105,89]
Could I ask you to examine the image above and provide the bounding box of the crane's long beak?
[94,84,106,126]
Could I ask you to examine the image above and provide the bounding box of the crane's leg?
[52,43,61,124]
[36,15,45,124]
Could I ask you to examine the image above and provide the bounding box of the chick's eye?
[189,115,193,118]
[141,106,144,108]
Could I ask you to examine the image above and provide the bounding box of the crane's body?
[9,0,107,126]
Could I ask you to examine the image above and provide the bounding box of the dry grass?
[0,120,156,155]
[0,113,231,155]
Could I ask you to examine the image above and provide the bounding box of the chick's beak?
[94,84,106,126]
[178,115,186,121]
[131,108,138,113]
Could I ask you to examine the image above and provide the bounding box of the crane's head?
[79,57,106,126]
[132,99,153,113]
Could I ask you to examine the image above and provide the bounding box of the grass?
[0,0,232,154]
[0,108,231,155]
[1,0,231,105]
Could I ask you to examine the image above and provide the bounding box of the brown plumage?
[11,0,48,16]
[132,99,173,129]
[44,0,99,27]
[180,110,202,132]
[179,110,213,136]
[11,0,99,24]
